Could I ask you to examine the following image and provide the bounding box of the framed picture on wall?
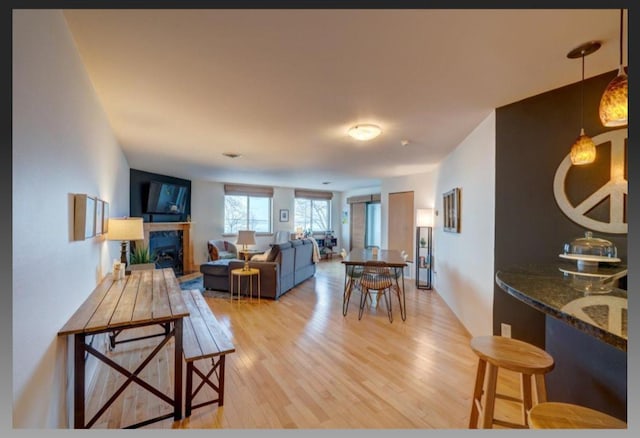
[102,201,109,233]
[443,188,461,233]
[84,196,96,238]
[279,209,289,222]
[95,199,104,235]
[73,194,96,240]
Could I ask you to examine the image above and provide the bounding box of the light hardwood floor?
[86,258,524,429]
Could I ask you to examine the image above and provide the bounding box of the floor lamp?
[107,217,145,267]
[416,208,433,290]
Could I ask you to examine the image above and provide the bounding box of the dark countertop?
[495,262,627,352]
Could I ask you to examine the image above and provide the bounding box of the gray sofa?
[200,238,317,300]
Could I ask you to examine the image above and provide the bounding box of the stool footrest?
[493,418,528,429]
[495,393,523,404]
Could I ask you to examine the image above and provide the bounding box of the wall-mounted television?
[146,180,189,214]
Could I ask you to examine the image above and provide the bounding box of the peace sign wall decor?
[553,128,627,234]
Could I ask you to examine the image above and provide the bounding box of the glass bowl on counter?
[559,231,620,271]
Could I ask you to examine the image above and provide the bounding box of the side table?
[230,268,261,302]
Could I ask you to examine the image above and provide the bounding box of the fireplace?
[141,222,194,275]
[149,230,184,275]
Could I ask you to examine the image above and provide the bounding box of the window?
[293,189,333,233]
[294,198,331,232]
[224,195,271,233]
[223,184,274,234]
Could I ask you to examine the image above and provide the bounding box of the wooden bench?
[181,289,236,417]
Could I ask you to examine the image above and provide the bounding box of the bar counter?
[495,262,627,352]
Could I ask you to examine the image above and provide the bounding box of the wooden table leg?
[74,333,86,428]
[174,319,183,421]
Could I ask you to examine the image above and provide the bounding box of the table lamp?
[236,230,256,270]
[107,217,144,266]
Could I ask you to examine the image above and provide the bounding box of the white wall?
[191,179,342,265]
[12,10,129,427]
[433,112,496,337]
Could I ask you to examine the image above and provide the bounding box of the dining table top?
[58,268,189,336]
[341,248,408,267]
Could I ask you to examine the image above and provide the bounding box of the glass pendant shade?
[566,41,599,166]
[599,66,628,127]
[599,9,628,127]
[570,129,597,165]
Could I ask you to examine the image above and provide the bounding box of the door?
[388,191,414,254]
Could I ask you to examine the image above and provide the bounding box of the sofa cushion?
[268,241,291,262]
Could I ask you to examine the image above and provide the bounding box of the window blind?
[224,184,274,197]
[294,189,333,200]
[346,194,381,204]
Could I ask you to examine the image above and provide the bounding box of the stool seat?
[468,335,555,429]
[470,336,555,374]
[528,402,627,429]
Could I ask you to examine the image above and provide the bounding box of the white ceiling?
[62,9,627,192]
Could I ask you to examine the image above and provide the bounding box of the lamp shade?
[570,130,597,165]
[599,9,628,128]
[599,67,628,127]
[236,230,256,246]
[416,208,434,227]
[107,217,144,241]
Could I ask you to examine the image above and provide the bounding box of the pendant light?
[567,41,600,165]
[599,9,628,127]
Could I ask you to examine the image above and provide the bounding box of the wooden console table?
[58,268,189,428]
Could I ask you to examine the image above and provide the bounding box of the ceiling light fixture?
[599,9,628,127]
[567,41,600,165]
[348,124,382,141]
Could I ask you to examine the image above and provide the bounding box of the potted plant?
[420,237,426,248]
[130,244,155,269]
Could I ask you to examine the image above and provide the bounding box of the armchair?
[207,239,239,261]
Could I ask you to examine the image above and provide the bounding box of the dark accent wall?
[130,169,191,222]
[494,69,627,420]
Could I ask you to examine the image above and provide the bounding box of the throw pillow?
[267,245,280,262]
[251,249,271,261]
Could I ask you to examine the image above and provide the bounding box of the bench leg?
[185,355,228,414]
[185,362,194,417]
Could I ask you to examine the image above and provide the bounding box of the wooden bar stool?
[528,402,627,429]
[468,335,555,429]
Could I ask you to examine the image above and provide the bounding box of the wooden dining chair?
[358,261,394,322]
